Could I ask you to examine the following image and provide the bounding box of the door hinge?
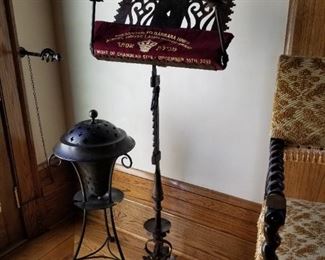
[14,186,21,209]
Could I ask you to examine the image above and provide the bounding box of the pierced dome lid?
[53,110,135,161]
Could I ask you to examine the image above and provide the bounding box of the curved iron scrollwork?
[115,0,235,31]
[115,0,159,26]
[183,0,235,31]
[262,138,286,260]
[120,153,133,168]
[183,0,215,30]
[144,238,173,260]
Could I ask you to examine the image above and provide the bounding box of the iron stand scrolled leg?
[143,65,173,260]
[104,209,115,242]
[71,162,88,260]
[74,208,88,260]
[109,207,125,260]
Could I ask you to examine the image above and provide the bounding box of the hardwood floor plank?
[3,221,74,260]
[87,199,256,260]
[40,236,73,260]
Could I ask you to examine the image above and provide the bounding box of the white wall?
[53,0,289,203]
[12,0,67,164]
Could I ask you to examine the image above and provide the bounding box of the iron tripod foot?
[73,207,124,260]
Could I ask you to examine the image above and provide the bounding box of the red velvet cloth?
[93,21,233,70]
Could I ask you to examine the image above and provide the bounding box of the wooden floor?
[2,221,74,260]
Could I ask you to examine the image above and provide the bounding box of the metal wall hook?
[19,47,61,62]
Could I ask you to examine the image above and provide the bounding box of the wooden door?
[0,105,25,253]
[0,0,45,239]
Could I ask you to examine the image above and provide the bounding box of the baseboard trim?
[115,165,260,212]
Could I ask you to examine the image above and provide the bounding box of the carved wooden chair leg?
[262,138,286,260]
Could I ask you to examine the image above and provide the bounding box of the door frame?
[0,108,25,252]
[0,0,45,238]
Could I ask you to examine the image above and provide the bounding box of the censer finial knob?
[89,109,98,123]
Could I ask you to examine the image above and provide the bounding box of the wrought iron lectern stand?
[90,0,235,259]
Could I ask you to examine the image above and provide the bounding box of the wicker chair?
[255,55,325,260]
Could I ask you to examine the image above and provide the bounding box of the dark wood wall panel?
[78,168,260,260]
[13,163,76,239]
[0,109,24,250]
[38,163,76,229]
[0,214,8,249]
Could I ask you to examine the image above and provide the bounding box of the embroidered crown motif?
[138,39,158,53]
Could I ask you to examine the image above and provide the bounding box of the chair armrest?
[262,138,286,260]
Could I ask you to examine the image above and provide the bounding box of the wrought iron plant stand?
[89,0,235,259]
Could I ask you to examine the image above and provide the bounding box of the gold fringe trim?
[284,146,325,164]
